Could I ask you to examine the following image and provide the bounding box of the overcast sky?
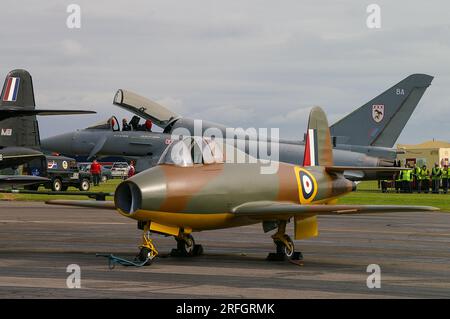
[1,0,449,144]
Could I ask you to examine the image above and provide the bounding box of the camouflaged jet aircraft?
[47,107,437,264]
[0,69,95,187]
[41,74,433,180]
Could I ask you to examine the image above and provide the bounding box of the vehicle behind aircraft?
[0,69,95,187]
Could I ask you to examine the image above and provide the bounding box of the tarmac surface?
[0,200,449,298]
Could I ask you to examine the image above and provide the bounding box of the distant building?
[397,140,450,167]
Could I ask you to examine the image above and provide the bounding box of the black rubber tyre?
[52,178,63,192]
[274,235,294,258]
[137,247,153,265]
[79,179,90,191]
[283,235,295,258]
[176,234,195,256]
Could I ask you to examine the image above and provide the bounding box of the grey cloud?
[0,0,448,143]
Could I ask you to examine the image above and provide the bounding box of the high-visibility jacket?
[420,168,430,180]
[413,166,421,178]
[442,168,450,179]
[403,169,412,182]
[431,167,442,180]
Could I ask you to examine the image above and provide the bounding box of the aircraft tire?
[137,247,154,265]
[274,235,294,258]
[176,234,195,256]
[283,235,295,258]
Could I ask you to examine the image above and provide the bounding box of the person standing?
[420,165,430,194]
[416,165,423,193]
[405,164,414,194]
[442,165,449,194]
[395,170,403,193]
[402,165,413,193]
[412,163,421,192]
[431,162,442,194]
[90,160,102,186]
[127,161,136,179]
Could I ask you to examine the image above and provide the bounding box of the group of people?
[381,162,450,194]
[121,117,153,132]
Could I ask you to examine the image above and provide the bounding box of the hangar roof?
[397,140,450,150]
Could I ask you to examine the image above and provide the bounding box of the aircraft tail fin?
[303,106,333,167]
[330,74,433,148]
[0,69,36,108]
[0,69,40,148]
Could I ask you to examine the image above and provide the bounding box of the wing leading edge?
[232,201,438,219]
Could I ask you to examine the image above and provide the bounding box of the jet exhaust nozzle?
[114,181,142,215]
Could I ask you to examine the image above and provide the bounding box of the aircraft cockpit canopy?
[158,137,224,167]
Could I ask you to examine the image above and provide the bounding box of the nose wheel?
[171,234,204,257]
[136,224,158,265]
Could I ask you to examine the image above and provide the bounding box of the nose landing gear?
[136,223,158,264]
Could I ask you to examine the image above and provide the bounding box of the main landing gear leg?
[136,222,158,265]
[267,221,303,262]
[171,233,204,257]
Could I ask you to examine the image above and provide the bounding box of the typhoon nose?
[41,132,75,155]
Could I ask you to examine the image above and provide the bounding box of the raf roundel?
[302,174,313,196]
[294,167,318,204]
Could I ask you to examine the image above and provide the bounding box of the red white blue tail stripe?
[303,128,318,166]
[2,77,20,102]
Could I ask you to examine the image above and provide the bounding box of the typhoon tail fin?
[303,106,333,167]
[330,74,433,148]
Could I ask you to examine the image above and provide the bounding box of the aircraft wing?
[325,166,406,175]
[325,166,406,180]
[232,201,438,219]
[0,108,96,120]
[46,199,115,210]
[113,89,179,127]
[0,175,49,188]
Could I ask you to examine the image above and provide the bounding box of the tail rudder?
[0,69,39,148]
[1,69,35,108]
[303,106,333,167]
[330,74,433,148]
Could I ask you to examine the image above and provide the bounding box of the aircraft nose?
[114,181,142,214]
[114,167,167,216]
[41,132,75,155]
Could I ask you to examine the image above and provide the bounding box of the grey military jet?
[41,74,433,180]
[0,69,95,187]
